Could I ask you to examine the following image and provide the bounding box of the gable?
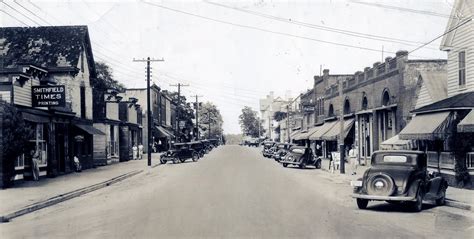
[440,0,474,50]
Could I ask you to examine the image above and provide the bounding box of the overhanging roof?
[458,109,474,133]
[413,92,474,114]
[399,111,453,140]
[320,118,355,141]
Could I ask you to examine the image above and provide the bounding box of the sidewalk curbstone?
[0,169,143,223]
[445,199,472,211]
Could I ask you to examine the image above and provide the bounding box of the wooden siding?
[106,102,120,121]
[0,85,11,103]
[13,77,40,107]
[128,106,138,124]
[415,80,432,109]
[92,123,107,166]
[446,8,474,97]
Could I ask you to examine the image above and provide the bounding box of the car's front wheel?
[314,159,321,169]
[160,159,166,164]
[356,199,368,209]
[192,153,199,162]
[411,189,423,212]
[282,163,288,168]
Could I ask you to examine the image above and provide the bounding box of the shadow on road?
[363,202,437,213]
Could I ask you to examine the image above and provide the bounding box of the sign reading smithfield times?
[32,85,66,107]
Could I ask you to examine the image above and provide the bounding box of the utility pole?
[268,115,272,140]
[169,83,189,143]
[287,104,290,143]
[339,77,345,174]
[190,95,202,140]
[133,57,164,167]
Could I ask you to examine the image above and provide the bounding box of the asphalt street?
[1,145,472,238]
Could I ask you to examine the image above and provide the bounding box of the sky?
[1,0,455,134]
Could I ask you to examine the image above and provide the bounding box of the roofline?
[412,107,472,114]
[407,59,447,63]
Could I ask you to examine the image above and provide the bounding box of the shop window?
[382,90,390,106]
[24,123,48,167]
[459,51,466,86]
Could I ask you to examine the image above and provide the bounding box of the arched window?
[328,104,334,117]
[344,98,351,114]
[362,94,368,110]
[382,90,390,106]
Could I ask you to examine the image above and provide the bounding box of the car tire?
[411,189,423,212]
[315,159,322,169]
[192,153,199,162]
[357,199,368,209]
[367,174,396,196]
[160,159,166,164]
[299,163,306,169]
[283,163,288,168]
[180,158,186,163]
[436,188,446,206]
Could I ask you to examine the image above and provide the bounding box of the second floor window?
[80,86,86,118]
[459,51,466,86]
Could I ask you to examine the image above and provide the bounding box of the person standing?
[132,144,138,160]
[349,144,358,175]
[138,144,144,159]
[31,149,40,181]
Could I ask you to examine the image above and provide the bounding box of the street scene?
[0,0,474,238]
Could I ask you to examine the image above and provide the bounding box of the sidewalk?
[0,153,163,221]
[319,158,473,211]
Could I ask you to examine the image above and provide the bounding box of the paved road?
[1,145,472,238]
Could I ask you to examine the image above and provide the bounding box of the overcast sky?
[1,0,454,134]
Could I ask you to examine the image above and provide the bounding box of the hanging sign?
[32,85,66,107]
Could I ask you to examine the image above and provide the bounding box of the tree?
[273,111,287,122]
[92,61,125,91]
[198,102,223,139]
[0,101,34,187]
[238,106,264,138]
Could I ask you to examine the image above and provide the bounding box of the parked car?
[189,141,206,158]
[262,141,276,157]
[272,143,295,162]
[280,146,321,169]
[160,142,200,164]
[351,150,448,212]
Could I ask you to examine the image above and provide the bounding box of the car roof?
[373,150,425,155]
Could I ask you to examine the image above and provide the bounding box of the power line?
[0,9,28,26]
[13,0,53,25]
[1,1,43,25]
[350,1,454,19]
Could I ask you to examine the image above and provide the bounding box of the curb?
[445,199,472,211]
[0,169,143,223]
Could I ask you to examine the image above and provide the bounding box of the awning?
[399,111,452,140]
[380,135,414,150]
[293,130,308,140]
[75,124,105,135]
[156,126,174,138]
[309,121,338,140]
[295,125,322,140]
[321,118,355,141]
[290,130,301,138]
[22,112,49,123]
[458,110,474,133]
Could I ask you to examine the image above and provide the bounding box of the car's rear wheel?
[299,163,306,169]
[315,159,321,169]
[192,153,199,162]
[436,188,446,206]
[356,199,368,209]
[283,163,288,168]
[411,189,423,212]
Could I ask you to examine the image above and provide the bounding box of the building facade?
[0,26,104,186]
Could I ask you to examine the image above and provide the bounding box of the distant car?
[262,141,276,157]
[272,143,295,162]
[351,150,448,212]
[160,142,200,164]
[189,141,206,158]
[280,146,321,169]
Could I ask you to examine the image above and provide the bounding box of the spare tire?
[367,173,396,196]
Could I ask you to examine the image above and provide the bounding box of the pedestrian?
[349,144,358,175]
[31,149,40,181]
[138,144,144,159]
[73,155,82,172]
[132,144,138,160]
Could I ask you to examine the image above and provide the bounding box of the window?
[80,86,86,118]
[328,104,334,117]
[382,90,390,106]
[362,95,368,110]
[344,99,351,114]
[459,51,466,86]
[383,155,407,163]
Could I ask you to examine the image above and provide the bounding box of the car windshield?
[292,148,305,154]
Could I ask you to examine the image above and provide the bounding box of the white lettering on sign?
[32,85,66,107]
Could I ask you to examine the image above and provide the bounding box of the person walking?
[132,144,138,160]
[138,144,144,159]
[349,144,358,175]
[31,149,40,181]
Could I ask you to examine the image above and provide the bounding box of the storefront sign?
[32,85,66,107]
[303,106,315,112]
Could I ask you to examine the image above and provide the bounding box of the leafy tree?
[92,61,125,91]
[238,106,264,138]
[198,102,223,139]
[273,111,287,122]
[0,101,34,187]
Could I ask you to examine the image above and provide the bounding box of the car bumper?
[280,160,301,165]
[351,194,416,201]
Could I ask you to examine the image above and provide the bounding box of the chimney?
[323,69,330,77]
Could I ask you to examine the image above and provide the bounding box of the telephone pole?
[339,77,345,174]
[190,95,203,140]
[133,57,164,167]
[169,83,189,142]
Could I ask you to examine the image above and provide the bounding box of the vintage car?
[280,146,322,169]
[272,143,295,162]
[262,141,276,158]
[160,142,200,164]
[351,150,448,212]
[201,140,212,153]
[189,141,206,158]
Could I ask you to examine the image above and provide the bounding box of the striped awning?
[458,109,474,133]
[309,120,338,141]
[320,118,355,141]
[295,125,322,140]
[399,111,453,140]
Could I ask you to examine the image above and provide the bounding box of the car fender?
[407,179,423,197]
[427,176,447,197]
